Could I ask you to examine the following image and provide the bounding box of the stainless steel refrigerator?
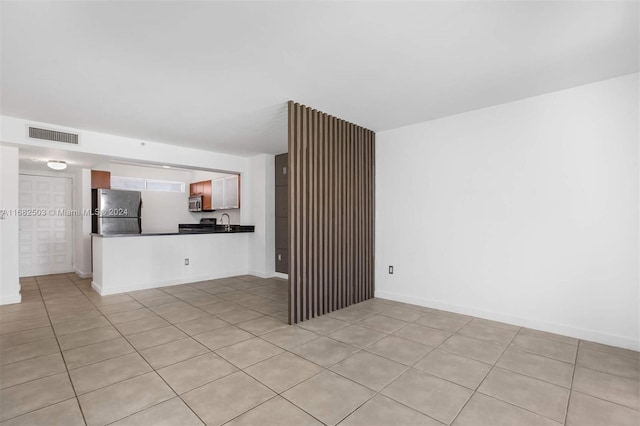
[92,189,142,235]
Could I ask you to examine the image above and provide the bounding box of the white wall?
[110,163,196,233]
[74,168,92,277]
[0,116,250,175]
[0,115,253,226]
[247,154,276,277]
[0,116,278,286]
[376,73,639,350]
[0,146,21,304]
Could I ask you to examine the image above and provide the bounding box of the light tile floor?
[0,273,638,425]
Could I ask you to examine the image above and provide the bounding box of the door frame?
[19,171,76,277]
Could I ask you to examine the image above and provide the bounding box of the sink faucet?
[220,213,231,231]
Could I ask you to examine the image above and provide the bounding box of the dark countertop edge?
[92,228,255,238]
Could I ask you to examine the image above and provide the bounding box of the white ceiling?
[2,1,637,156]
[18,147,110,173]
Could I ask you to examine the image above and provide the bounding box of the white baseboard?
[246,270,287,280]
[248,270,275,279]
[73,268,93,279]
[90,280,104,295]
[91,270,248,296]
[375,290,640,351]
[1,294,22,306]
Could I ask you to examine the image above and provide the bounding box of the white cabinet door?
[223,175,239,209]
[212,179,224,210]
[19,175,73,277]
[210,175,240,210]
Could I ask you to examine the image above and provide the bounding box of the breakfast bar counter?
[91,227,254,295]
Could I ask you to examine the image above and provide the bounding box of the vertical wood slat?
[364,127,370,300]
[339,116,345,309]
[288,101,375,324]
[313,111,319,317]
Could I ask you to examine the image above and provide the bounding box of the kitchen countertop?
[92,225,255,237]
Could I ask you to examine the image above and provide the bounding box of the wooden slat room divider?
[288,101,375,324]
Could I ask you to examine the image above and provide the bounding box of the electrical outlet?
[389,265,394,274]
[185,258,189,266]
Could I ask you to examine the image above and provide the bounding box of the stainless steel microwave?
[189,195,202,212]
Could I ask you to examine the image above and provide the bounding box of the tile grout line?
[455,329,585,425]
[270,305,543,426]
[7,276,638,425]
[9,276,91,426]
[74,275,293,424]
[330,329,445,425]
[152,280,343,425]
[279,309,448,426]
[75,279,211,426]
[564,344,580,425]
[447,323,521,426]
[458,326,580,368]
[489,360,573,391]
[7,280,284,386]
[575,341,640,361]
[36,277,91,425]
[219,394,327,426]
[568,389,640,413]
[370,311,477,424]
[0,295,614,396]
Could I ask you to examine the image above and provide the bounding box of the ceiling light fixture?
[47,160,67,171]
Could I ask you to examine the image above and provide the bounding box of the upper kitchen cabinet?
[212,175,240,209]
[201,181,212,210]
[189,180,213,210]
[223,175,240,209]
[91,170,111,189]
[190,175,240,211]
[189,181,204,196]
[212,179,223,209]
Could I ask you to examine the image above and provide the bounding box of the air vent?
[28,127,79,144]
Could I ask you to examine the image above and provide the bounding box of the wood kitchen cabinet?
[190,181,204,196]
[189,175,239,211]
[189,180,213,210]
[201,181,212,210]
[91,170,111,189]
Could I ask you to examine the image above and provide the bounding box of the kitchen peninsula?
[91,226,255,296]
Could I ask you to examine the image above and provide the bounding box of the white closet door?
[19,174,73,277]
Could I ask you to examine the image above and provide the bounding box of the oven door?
[189,196,202,212]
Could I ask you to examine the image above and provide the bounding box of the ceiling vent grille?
[28,127,79,145]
